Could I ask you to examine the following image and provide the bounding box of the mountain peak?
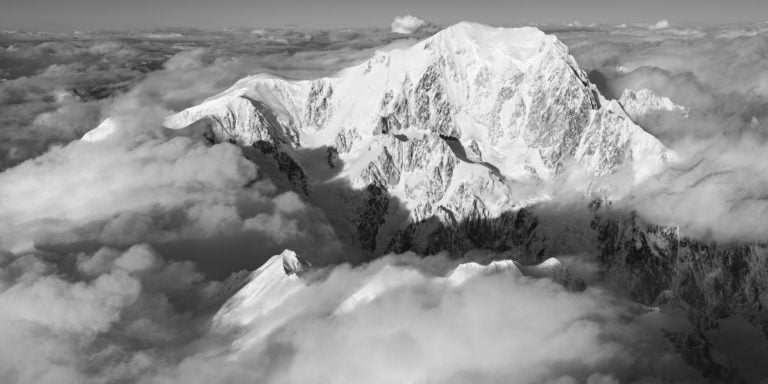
[438,22,546,44]
[282,249,311,275]
[419,22,554,64]
[618,88,689,120]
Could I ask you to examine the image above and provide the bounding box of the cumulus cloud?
[391,15,429,34]
[0,36,164,170]
[649,20,670,30]
[0,265,140,334]
[0,243,248,384]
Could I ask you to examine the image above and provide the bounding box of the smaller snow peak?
[522,257,564,274]
[447,259,522,286]
[517,258,586,291]
[618,88,688,119]
[281,249,311,276]
[211,251,308,342]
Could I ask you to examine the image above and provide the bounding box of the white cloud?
[649,20,670,30]
[391,15,428,34]
[0,268,140,334]
[0,243,248,384]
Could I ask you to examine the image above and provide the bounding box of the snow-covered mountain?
[84,22,672,257]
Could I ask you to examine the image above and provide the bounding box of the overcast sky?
[1,0,767,31]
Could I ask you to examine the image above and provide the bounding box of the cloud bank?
[648,20,670,30]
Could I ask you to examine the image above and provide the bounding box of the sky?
[1,0,768,31]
